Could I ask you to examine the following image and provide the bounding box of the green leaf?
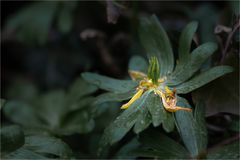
[115,138,140,159]
[1,125,25,154]
[207,142,239,159]
[6,80,38,102]
[4,80,96,136]
[4,135,73,159]
[24,135,73,158]
[178,21,198,65]
[131,130,189,159]
[188,4,218,43]
[57,2,77,33]
[0,99,6,110]
[60,111,95,135]
[162,112,175,132]
[94,90,135,105]
[174,97,207,157]
[67,78,98,105]
[231,1,240,15]
[4,148,46,159]
[3,101,42,127]
[36,90,66,128]
[82,72,137,93]
[192,52,239,116]
[146,93,166,127]
[168,42,218,85]
[4,2,58,45]
[69,78,98,99]
[176,66,233,94]
[68,96,95,112]
[133,108,151,134]
[229,119,240,132]
[99,105,138,146]
[98,91,150,155]
[128,56,148,73]
[139,15,174,77]
[194,100,208,152]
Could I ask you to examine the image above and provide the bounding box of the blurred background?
[1,1,239,159]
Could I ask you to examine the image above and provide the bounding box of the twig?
[220,19,240,64]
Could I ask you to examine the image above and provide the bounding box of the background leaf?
[24,135,73,158]
[67,78,98,102]
[207,142,239,159]
[57,2,77,33]
[4,148,46,159]
[4,2,58,45]
[3,101,43,128]
[0,99,6,110]
[115,138,140,159]
[36,90,66,129]
[3,78,96,136]
[59,110,95,135]
[3,134,73,159]
[192,53,239,116]
[0,125,25,155]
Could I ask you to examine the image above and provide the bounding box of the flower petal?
[121,89,144,109]
[129,70,147,81]
[164,106,192,112]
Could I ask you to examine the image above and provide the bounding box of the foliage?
[130,129,239,159]
[1,1,239,159]
[4,1,77,45]
[3,78,97,136]
[82,15,233,157]
[1,125,73,159]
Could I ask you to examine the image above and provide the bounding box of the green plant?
[4,1,77,45]
[131,128,239,159]
[3,78,97,136]
[82,15,233,157]
[0,125,72,159]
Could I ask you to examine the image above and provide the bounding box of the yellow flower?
[121,70,192,112]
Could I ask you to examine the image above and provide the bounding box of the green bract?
[82,15,233,157]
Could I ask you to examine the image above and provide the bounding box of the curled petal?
[164,105,192,112]
[160,89,192,112]
[129,70,147,80]
[121,89,144,109]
